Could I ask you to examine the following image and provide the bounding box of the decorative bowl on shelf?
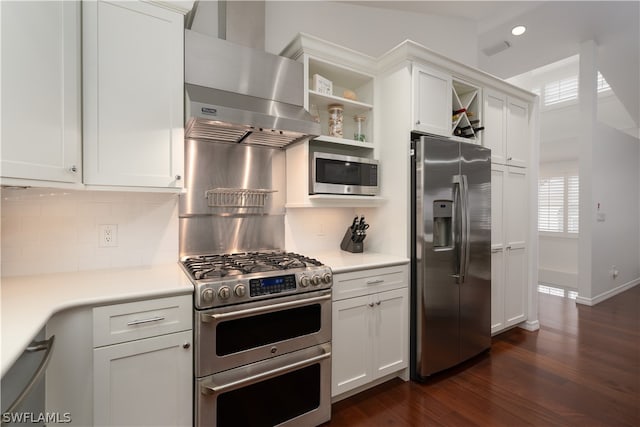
[343,89,357,101]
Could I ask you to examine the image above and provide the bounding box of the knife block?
[340,227,364,253]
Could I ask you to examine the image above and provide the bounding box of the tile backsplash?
[1,188,179,277]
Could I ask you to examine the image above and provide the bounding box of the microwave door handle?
[201,349,331,396]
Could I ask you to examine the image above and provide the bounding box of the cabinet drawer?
[93,294,192,347]
[333,265,408,301]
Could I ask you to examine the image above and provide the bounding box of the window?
[538,174,579,234]
[544,76,579,106]
[597,71,611,93]
[567,176,579,233]
[538,177,565,232]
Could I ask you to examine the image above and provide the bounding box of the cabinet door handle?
[416,120,421,125]
[368,302,375,308]
[375,301,381,306]
[366,279,384,285]
[183,342,191,349]
[126,316,165,326]
[68,165,78,173]
[175,175,182,181]
[507,156,513,161]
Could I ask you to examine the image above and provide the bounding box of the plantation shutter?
[567,175,579,233]
[538,177,565,232]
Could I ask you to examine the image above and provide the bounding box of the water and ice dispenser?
[433,200,453,249]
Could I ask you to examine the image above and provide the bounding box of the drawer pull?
[127,316,165,326]
[366,279,384,285]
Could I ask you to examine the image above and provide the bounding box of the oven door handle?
[201,349,331,396]
[200,293,331,323]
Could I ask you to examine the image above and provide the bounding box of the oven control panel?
[249,274,296,297]
[194,267,333,309]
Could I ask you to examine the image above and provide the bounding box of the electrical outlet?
[99,224,118,248]
[610,265,619,279]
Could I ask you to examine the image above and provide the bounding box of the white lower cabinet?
[93,331,192,426]
[491,163,528,334]
[331,265,409,398]
[92,295,193,426]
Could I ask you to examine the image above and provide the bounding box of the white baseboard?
[575,278,640,306]
[519,320,540,331]
[331,370,406,403]
[538,268,577,289]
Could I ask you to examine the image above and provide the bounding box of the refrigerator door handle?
[461,174,471,283]
[452,175,463,283]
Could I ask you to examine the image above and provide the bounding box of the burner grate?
[183,251,324,281]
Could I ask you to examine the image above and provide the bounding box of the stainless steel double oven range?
[182,251,332,427]
[181,30,328,426]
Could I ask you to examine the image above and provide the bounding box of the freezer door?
[459,142,492,361]
[413,136,461,378]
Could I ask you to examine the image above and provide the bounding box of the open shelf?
[451,79,482,143]
[309,90,373,113]
[313,135,375,150]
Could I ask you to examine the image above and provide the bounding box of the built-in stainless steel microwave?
[310,152,379,196]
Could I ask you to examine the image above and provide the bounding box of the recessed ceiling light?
[512,25,526,36]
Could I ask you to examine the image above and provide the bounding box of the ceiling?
[344,1,640,127]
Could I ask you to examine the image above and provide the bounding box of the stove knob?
[234,284,246,297]
[201,288,214,303]
[300,275,310,287]
[311,275,321,286]
[218,286,231,300]
[322,272,332,284]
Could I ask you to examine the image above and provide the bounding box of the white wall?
[590,123,640,299]
[285,207,360,255]
[0,189,178,277]
[265,1,478,66]
[510,52,640,299]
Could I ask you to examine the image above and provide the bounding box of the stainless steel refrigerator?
[410,134,491,380]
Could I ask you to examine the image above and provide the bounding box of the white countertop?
[1,263,193,377]
[311,250,409,274]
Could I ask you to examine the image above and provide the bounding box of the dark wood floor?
[326,285,640,426]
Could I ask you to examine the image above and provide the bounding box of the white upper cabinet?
[83,0,184,189]
[506,97,529,168]
[1,1,82,184]
[483,89,507,164]
[412,65,482,143]
[412,64,452,137]
[483,89,530,168]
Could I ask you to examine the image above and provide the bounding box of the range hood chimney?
[184,2,320,148]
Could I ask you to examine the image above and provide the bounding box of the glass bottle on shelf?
[328,104,344,138]
[353,115,366,142]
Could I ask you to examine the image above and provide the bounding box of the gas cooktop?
[182,251,324,280]
[181,251,332,309]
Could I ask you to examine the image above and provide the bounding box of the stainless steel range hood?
[185,30,320,148]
